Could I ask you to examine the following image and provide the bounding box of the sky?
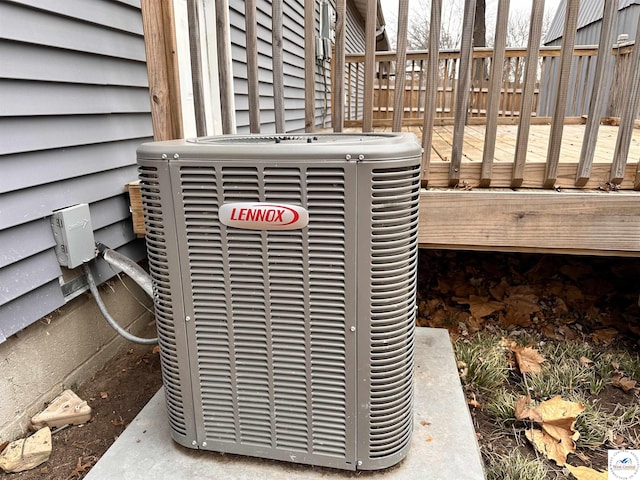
[379,0,563,48]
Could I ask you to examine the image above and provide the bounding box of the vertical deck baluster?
[362,0,377,131]
[612,13,640,184]
[215,0,236,133]
[392,0,410,131]
[576,0,617,185]
[421,0,442,182]
[480,0,510,186]
[272,0,285,132]
[544,0,579,188]
[449,0,477,187]
[246,0,261,132]
[304,0,315,131]
[332,0,346,131]
[512,0,545,187]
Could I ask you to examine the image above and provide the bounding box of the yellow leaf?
[537,396,585,425]
[525,428,575,466]
[514,346,546,374]
[502,340,546,374]
[565,464,608,480]
[522,397,585,466]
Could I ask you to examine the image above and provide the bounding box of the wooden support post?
[421,0,442,183]
[576,0,617,186]
[362,0,377,132]
[272,0,285,133]
[480,0,510,187]
[140,0,183,140]
[304,0,316,132]
[512,0,545,187]
[449,0,476,187]
[246,0,261,133]
[392,0,409,132]
[544,0,578,188]
[333,0,346,132]
[612,13,640,184]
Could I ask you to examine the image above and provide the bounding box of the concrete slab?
[85,328,485,479]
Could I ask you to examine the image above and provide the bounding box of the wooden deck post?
[140,0,183,141]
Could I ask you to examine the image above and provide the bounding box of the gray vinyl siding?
[229,0,367,132]
[539,1,640,117]
[0,0,153,342]
[545,0,640,46]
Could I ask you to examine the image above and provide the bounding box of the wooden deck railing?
[337,43,636,128]
[327,0,640,189]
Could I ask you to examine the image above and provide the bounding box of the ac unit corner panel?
[137,133,422,471]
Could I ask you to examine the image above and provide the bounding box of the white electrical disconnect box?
[50,204,95,269]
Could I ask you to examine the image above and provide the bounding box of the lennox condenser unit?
[137,133,422,471]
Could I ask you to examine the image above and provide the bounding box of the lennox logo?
[219,202,309,230]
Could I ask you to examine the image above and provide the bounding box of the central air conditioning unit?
[137,133,422,471]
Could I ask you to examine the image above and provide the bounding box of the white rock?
[0,427,52,473]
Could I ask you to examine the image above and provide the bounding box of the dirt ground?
[0,344,163,480]
[1,250,639,479]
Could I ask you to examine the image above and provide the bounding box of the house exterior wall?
[539,2,640,117]
[0,0,157,439]
[0,0,153,342]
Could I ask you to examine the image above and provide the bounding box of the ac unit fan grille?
[180,166,349,458]
[139,166,188,437]
[367,164,421,459]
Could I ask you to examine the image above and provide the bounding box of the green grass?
[484,450,549,480]
[454,332,511,392]
[453,328,640,479]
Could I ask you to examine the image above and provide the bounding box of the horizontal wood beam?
[423,162,638,189]
[419,189,640,256]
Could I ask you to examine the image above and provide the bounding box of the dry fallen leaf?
[591,328,618,345]
[520,396,584,466]
[565,464,608,480]
[454,295,504,320]
[612,373,637,393]
[579,356,593,367]
[515,396,543,423]
[502,340,546,374]
[526,428,576,466]
[514,346,546,374]
[99,391,109,399]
